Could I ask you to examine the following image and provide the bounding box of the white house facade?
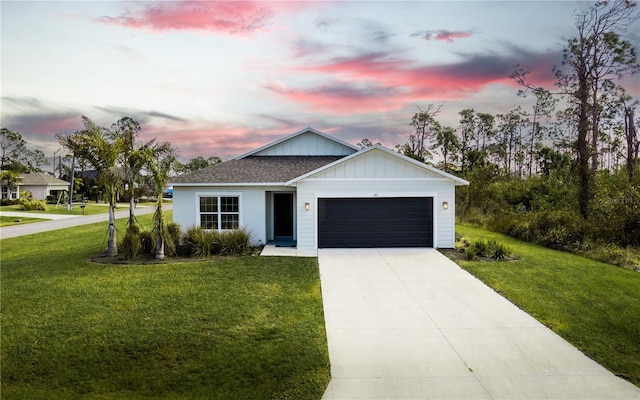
[171,128,468,250]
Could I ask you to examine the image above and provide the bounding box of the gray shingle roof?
[171,156,344,184]
[20,172,69,186]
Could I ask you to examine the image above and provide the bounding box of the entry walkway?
[318,248,640,399]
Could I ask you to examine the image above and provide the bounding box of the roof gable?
[236,128,357,158]
[287,145,469,186]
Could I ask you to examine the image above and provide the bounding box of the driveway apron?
[319,248,640,399]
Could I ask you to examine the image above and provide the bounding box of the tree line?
[391,1,639,265]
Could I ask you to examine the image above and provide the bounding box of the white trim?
[312,192,438,249]
[285,145,469,186]
[194,192,243,230]
[299,177,455,183]
[235,127,358,159]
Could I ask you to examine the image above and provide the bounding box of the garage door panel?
[318,197,433,248]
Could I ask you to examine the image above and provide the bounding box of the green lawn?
[454,223,640,387]
[0,203,132,216]
[0,215,47,227]
[1,213,330,399]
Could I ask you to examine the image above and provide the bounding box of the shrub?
[182,226,216,257]
[120,226,142,260]
[18,198,47,211]
[465,247,477,260]
[181,226,251,257]
[487,239,511,260]
[164,222,181,256]
[472,240,488,257]
[217,228,251,255]
[139,229,155,255]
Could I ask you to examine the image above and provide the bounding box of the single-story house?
[1,172,69,201]
[171,128,469,250]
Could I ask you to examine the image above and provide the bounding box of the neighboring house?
[1,172,69,201]
[171,128,469,250]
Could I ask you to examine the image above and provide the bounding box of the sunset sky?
[2,1,637,164]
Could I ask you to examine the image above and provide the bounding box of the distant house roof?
[20,172,69,186]
[171,156,344,185]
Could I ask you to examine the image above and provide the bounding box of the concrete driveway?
[319,248,640,399]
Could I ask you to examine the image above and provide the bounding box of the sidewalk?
[0,204,172,239]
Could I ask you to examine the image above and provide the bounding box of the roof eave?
[170,182,288,187]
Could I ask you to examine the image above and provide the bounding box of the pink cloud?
[98,1,274,35]
[412,30,473,43]
[269,48,560,115]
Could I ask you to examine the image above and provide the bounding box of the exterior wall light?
[304,202,310,211]
[442,201,449,210]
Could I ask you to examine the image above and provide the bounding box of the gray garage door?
[318,197,433,248]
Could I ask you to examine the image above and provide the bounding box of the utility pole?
[67,155,75,211]
[53,148,63,178]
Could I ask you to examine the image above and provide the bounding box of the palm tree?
[111,117,155,227]
[144,142,177,259]
[58,116,123,256]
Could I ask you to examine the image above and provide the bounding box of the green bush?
[139,229,155,254]
[182,226,216,257]
[472,239,488,257]
[118,224,158,259]
[487,239,511,260]
[18,198,47,211]
[0,199,19,206]
[465,247,477,260]
[217,228,251,255]
[164,222,181,256]
[120,226,142,260]
[181,226,251,257]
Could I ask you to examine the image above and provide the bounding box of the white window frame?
[195,192,242,230]
[1,186,18,200]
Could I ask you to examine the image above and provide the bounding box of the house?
[171,128,469,250]
[1,172,69,201]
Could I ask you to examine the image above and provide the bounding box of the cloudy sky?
[2,1,634,163]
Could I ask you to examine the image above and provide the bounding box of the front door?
[274,193,294,238]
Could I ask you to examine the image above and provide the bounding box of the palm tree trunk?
[129,195,135,226]
[107,188,118,256]
[154,196,165,259]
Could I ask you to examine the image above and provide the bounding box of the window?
[1,186,17,200]
[199,195,240,230]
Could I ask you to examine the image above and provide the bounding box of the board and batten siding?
[253,131,355,156]
[308,148,450,179]
[294,148,458,250]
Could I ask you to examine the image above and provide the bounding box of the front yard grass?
[1,213,330,399]
[454,223,640,387]
[0,203,132,216]
[0,215,47,227]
